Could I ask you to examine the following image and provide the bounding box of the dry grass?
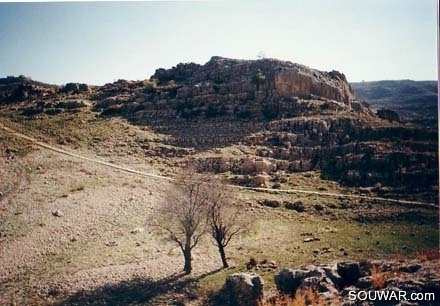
[415,248,440,262]
[370,265,395,290]
[259,288,329,306]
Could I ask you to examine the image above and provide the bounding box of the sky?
[0,0,437,85]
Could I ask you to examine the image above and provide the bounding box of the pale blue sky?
[0,0,437,85]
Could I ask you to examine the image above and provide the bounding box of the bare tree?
[154,169,209,274]
[152,167,249,272]
[205,179,248,269]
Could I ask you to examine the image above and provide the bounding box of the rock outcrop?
[61,82,90,94]
[223,272,264,306]
[95,56,358,124]
[152,56,355,105]
[271,259,440,305]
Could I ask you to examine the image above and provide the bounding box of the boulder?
[275,267,326,294]
[61,82,90,93]
[337,261,361,286]
[252,175,269,187]
[240,158,255,174]
[225,272,264,306]
[275,268,306,294]
[255,159,273,174]
[52,210,63,217]
[398,263,422,273]
[356,276,373,289]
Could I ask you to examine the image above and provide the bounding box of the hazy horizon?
[0,0,437,85]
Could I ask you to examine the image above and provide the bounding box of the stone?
[254,159,272,174]
[322,265,344,288]
[399,263,422,273]
[240,158,255,174]
[130,228,144,234]
[337,261,361,286]
[275,268,305,294]
[225,272,264,306]
[356,276,373,289]
[105,241,118,247]
[61,82,90,93]
[252,175,269,187]
[52,210,63,217]
[303,237,320,242]
[275,266,326,294]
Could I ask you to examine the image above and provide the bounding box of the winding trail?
[1,122,437,208]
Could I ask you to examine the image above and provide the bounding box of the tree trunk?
[183,244,192,274]
[218,244,229,268]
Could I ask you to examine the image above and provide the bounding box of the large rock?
[252,174,269,187]
[255,159,273,174]
[225,272,264,306]
[275,268,305,294]
[240,158,256,174]
[337,261,361,286]
[275,267,326,294]
[61,82,90,93]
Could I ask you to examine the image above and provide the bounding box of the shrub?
[258,288,328,306]
[260,199,281,208]
[370,266,395,290]
[284,201,305,212]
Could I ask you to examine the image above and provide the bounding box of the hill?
[351,80,438,126]
[0,58,438,305]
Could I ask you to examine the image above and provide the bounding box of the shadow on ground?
[55,268,223,306]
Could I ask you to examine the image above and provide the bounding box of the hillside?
[0,57,438,305]
[351,80,438,126]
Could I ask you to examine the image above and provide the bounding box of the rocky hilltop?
[93,57,373,148]
[105,56,358,122]
[152,56,355,105]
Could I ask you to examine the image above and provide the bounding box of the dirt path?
[1,122,436,208]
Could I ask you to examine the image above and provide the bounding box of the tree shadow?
[55,268,223,306]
